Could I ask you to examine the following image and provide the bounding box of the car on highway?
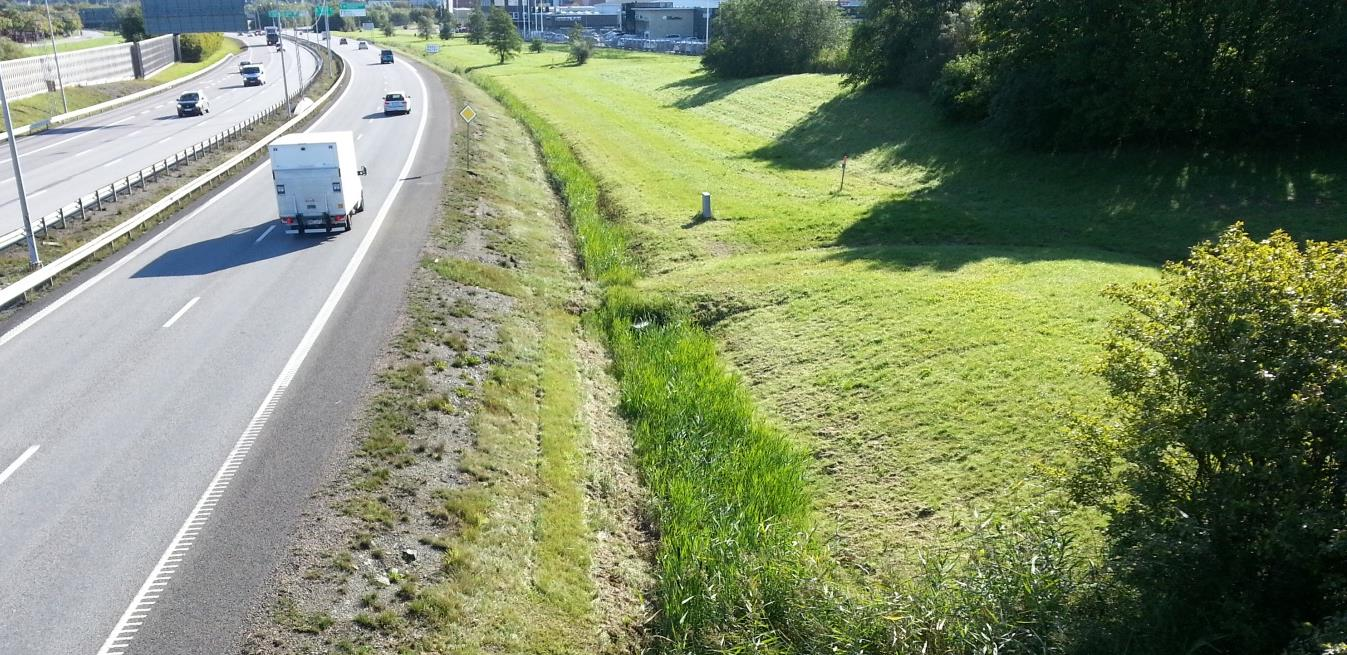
[176,91,210,117]
[241,64,265,86]
[357,40,368,50]
[339,37,348,44]
[383,92,410,115]
[380,49,394,64]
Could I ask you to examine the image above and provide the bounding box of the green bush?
[529,37,543,53]
[930,52,990,122]
[849,0,1347,148]
[566,24,590,64]
[178,32,223,63]
[1070,225,1347,652]
[702,0,843,78]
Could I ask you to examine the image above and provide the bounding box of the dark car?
[176,91,209,117]
[339,37,348,45]
[380,49,394,64]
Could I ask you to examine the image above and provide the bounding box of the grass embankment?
[22,33,125,53]
[246,68,649,654]
[6,38,240,129]
[371,34,1347,650]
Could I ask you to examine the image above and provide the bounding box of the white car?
[383,92,410,116]
[357,40,368,50]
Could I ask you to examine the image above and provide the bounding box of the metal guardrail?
[0,35,326,253]
[0,35,342,310]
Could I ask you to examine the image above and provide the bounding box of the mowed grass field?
[376,34,1347,566]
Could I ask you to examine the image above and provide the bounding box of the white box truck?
[269,132,367,234]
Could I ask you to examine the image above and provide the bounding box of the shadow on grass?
[663,72,775,109]
[748,87,1347,264]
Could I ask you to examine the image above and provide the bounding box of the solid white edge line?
[254,224,276,243]
[0,445,39,486]
[161,296,200,329]
[0,165,270,349]
[96,57,432,655]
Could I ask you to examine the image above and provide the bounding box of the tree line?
[705,0,1347,149]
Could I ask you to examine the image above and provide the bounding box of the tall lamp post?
[42,0,67,114]
[0,69,42,269]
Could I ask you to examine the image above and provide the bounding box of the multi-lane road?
[0,37,451,654]
[0,35,320,238]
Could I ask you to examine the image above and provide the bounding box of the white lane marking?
[155,104,164,109]
[253,224,275,243]
[0,445,39,487]
[127,129,143,138]
[96,59,432,655]
[155,136,172,145]
[356,133,363,141]
[0,166,271,349]
[102,157,125,167]
[29,189,46,197]
[161,296,200,328]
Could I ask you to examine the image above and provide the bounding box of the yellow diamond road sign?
[460,105,477,123]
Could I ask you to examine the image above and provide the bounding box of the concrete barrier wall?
[137,35,176,78]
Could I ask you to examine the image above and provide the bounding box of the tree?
[416,14,434,39]
[529,36,543,52]
[118,5,147,42]
[1070,225,1347,652]
[466,7,487,45]
[381,22,395,37]
[701,0,842,78]
[567,23,591,64]
[439,21,454,40]
[485,6,520,63]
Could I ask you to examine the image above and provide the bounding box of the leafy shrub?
[930,51,990,121]
[702,0,843,78]
[439,22,453,40]
[178,32,223,63]
[1071,225,1347,652]
[529,37,542,53]
[566,24,590,64]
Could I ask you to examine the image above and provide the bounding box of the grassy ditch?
[368,34,1347,652]
[243,68,649,655]
[22,33,126,54]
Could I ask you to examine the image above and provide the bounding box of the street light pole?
[0,68,42,269]
[274,13,293,115]
[42,0,67,114]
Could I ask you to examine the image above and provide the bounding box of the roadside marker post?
[460,104,477,170]
[839,153,848,192]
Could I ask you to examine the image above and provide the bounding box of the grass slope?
[365,36,1347,569]
[22,33,125,54]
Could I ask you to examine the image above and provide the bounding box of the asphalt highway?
[0,35,320,237]
[0,39,450,654]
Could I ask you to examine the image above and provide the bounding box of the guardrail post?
[111,181,119,201]
[78,197,85,221]
[138,171,145,190]
[95,187,103,211]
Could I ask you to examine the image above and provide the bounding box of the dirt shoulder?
[240,65,650,655]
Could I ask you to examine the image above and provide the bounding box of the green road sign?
[267,9,305,18]
[315,6,335,16]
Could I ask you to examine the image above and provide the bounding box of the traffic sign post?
[460,105,477,170]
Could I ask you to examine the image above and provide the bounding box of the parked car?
[176,91,209,117]
[383,92,410,115]
[380,49,394,64]
[357,40,368,50]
